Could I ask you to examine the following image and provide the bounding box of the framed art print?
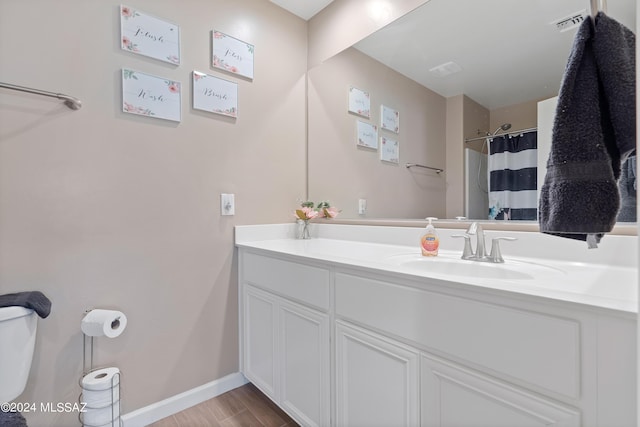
[122,69,181,122]
[212,31,254,79]
[348,86,370,118]
[120,5,180,65]
[193,71,238,118]
[381,104,399,133]
[380,137,399,163]
[357,120,378,149]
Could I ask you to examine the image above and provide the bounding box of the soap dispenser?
[421,217,439,256]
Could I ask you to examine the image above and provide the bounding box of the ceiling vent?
[552,10,587,32]
[429,61,462,77]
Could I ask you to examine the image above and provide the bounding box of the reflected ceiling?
[269,0,335,20]
[353,0,635,109]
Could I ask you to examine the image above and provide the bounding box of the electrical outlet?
[221,193,235,216]
[358,199,367,215]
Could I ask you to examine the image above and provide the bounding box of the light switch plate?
[358,199,367,215]
[221,193,235,216]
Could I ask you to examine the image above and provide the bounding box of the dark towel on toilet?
[539,12,636,247]
[0,291,51,318]
[0,410,28,427]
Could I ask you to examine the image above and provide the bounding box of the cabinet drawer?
[335,272,580,399]
[242,251,330,311]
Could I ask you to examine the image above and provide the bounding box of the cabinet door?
[421,354,580,427]
[243,286,278,400]
[336,321,419,427]
[279,300,330,427]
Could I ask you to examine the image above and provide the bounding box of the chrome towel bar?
[590,0,607,20]
[405,163,444,174]
[0,81,82,110]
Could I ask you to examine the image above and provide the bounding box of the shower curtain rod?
[0,81,82,110]
[464,126,537,143]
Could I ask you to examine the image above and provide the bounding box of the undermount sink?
[386,253,566,281]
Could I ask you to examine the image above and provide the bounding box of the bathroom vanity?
[236,223,637,427]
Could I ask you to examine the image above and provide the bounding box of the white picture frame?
[122,69,181,122]
[357,120,378,149]
[212,31,254,80]
[381,104,400,133]
[348,86,371,118]
[120,5,180,65]
[380,137,400,163]
[193,71,238,118]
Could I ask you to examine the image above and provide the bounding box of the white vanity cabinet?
[243,285,278,398]
[420,353,581,427]
[335,320,420,427]
[278,297,330,426]
[240,251,331,427]
[238,244,636,427]
[334,268,635,427]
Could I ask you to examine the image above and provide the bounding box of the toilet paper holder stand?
[80,319,123,427]
[82,332,97,376]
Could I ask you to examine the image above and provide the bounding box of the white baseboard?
[121,372,248,427]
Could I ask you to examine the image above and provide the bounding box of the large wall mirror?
[307,0,636,222]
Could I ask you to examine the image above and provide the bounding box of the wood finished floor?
[148,383,299,427]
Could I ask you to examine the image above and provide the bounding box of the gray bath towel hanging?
[617,155,637,222]
[539,12,636,247]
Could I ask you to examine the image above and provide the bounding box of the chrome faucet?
[453,222,517,263]
[466,222,487,259]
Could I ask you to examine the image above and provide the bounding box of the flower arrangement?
[294,201,340,221]
[294,201,340,239]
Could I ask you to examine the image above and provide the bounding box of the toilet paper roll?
[81,367,120,408]
[82,404,120,426]
[81,390,120,412]
[81,309,127,338]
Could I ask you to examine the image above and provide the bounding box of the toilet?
[0,306,38,403]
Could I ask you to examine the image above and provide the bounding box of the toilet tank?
[0,307,37,403]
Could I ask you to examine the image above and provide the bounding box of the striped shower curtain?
[487,131,538,220]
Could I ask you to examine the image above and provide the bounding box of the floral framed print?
[120,5,180,65]
[212,31,254,80]
[348,86,370,118]
[122,69,181,122]
[357,120,378,149]
[193,71,238,118]
[380,137,400,163]
[381,104,399,133]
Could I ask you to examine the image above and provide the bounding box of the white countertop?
[236,224,638,315]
